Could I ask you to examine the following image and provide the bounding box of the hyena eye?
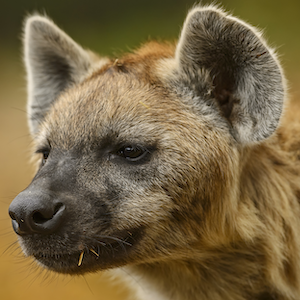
[117,146,146,161]
[36,148,50,166]
[41,150,50,165]
[43,150,50,160]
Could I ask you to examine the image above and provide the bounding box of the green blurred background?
[0,0,299,299]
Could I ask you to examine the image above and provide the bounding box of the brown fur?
[9,5,300,300]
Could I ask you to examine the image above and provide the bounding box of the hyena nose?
[9,191,66,235]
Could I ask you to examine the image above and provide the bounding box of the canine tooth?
[78,251,84,266]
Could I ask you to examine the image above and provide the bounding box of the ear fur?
[175,5,285,144]
[24,15,98,135]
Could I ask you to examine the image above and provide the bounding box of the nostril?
[9,210,17,221]
[32,203,65,225]
[32,211,49,224]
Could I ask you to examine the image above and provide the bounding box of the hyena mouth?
[25,228,144,274]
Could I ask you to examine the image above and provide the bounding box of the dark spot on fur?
[161,186,172,198]
[170,206,203,229]
[255,291,278,300]
[295,189,300,203]
[171,208,184,223]
[104,62,129,76]
[192,193,210,213]
[114,63,128,73]
[270,155,286,167]
[283,259,297,287]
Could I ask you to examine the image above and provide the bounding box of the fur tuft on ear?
[24,15,100,135]
[175,5,286,144]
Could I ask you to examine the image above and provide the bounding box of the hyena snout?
[9,191,66,236]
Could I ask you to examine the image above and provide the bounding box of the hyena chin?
[9,4,300,300]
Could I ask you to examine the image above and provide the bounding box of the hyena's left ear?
[24,15,99,135]
[175,6,285,144]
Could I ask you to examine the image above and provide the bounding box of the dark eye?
[35,148,50,166]
[43,150,50,160]
[117,146,146,161]
[42,150,50,165]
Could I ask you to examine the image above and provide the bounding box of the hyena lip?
[33,248,125,274]
[29,227,144,274]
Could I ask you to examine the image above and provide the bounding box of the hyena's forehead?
[41,62,185,149]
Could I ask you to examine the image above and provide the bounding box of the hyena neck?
[126,255,271,300]
[238,137,300,296]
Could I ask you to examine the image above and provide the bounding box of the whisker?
[82,275,94,295]
[93,234,132,247]
[2,240,19,256]
[85,236,106,246]
[116,240,127,255]
[10,106,43,128]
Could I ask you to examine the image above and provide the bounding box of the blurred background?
[0,0,299,299]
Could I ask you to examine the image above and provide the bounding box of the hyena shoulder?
[9,4,300,300]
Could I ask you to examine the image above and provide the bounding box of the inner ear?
[175,6,285,144]
[199,32,243,122]
[213,74,236,120]
[24,15,101,136]
[41,51,74,91]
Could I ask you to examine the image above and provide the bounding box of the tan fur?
[10,5,300,300]
[31,44,300,299]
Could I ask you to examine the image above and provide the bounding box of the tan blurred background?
[0,0,299,299]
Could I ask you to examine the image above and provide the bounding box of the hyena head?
[9,5,284,275]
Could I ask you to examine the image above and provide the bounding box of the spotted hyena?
[9,4,300,300]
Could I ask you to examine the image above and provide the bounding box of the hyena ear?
[24,15,96,135]
[175,6,285,144]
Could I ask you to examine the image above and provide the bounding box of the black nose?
[9,191,66,235]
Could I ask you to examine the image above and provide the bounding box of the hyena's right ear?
[24,15,98,135]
